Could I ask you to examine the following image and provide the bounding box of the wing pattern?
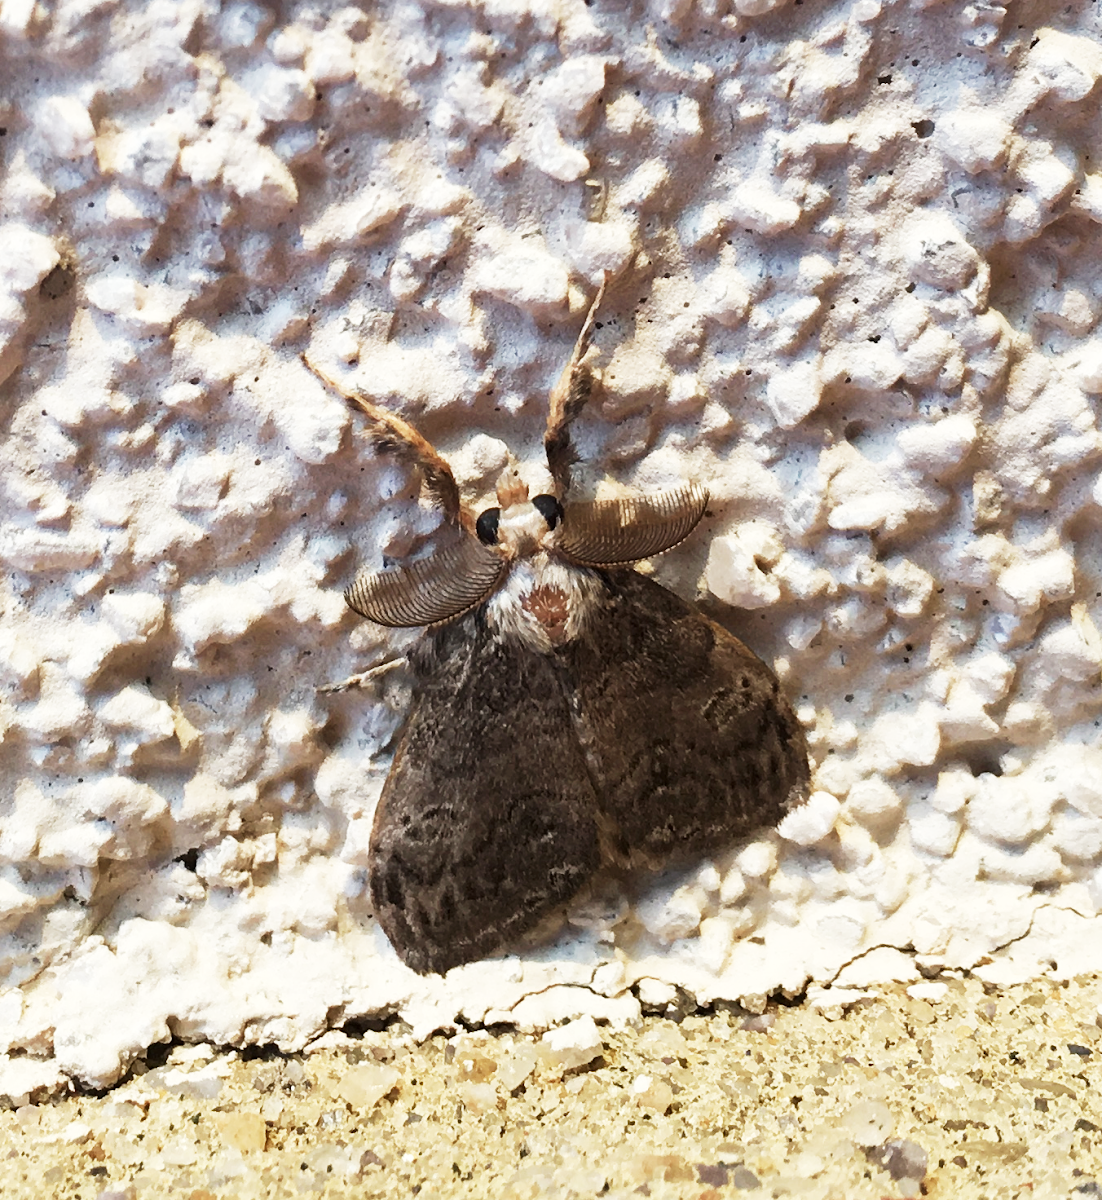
[368,613,601,974]
[559,570,810,867]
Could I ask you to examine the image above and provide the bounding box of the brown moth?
[308,281,809,975]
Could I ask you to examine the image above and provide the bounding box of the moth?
[309,281,810,975]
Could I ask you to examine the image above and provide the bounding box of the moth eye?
[475,507,501,545]
[532,494,564,531]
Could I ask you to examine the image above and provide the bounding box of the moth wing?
[557,483,709,567]
[346,535,506,627]
[369,618,601,974]
[563,570,809,866]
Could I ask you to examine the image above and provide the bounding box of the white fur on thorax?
[485,552,602,654]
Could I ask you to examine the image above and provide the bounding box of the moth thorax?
[486,554,599,653]
[523,583,571,645]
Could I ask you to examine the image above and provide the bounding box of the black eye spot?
[532,494,564,531]
[476,508,500,545]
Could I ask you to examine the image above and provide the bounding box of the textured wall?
[1,0,1101,1098]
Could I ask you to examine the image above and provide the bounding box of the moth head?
[476,463,564,558]
[305,275,708,630]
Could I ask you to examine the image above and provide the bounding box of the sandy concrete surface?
[2,974,1099,1198]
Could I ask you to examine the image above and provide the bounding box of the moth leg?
[317,655,408,694]
[544,274,607,497]
[302,352,469,532]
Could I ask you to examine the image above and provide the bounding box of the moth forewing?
[559,570,810,873]
[367,613,602,976]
